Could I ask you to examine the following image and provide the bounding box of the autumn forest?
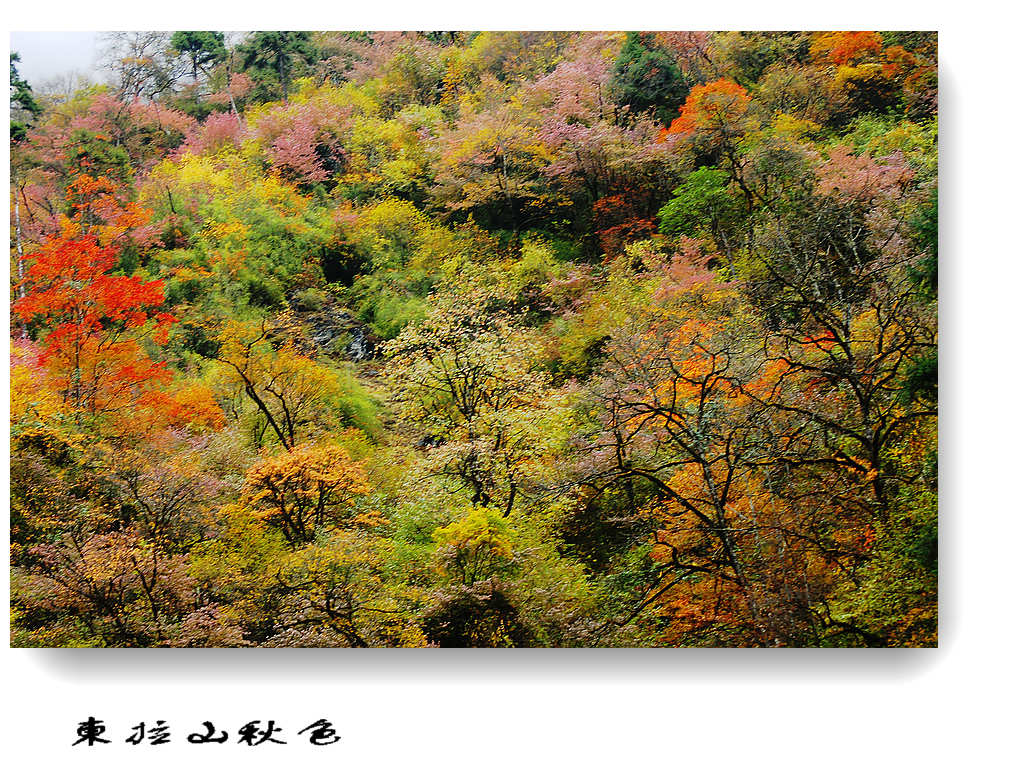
[9,31,938,647]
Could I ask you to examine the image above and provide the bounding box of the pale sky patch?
[9,31,104,88]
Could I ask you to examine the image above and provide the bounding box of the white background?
[4,3,1017,769]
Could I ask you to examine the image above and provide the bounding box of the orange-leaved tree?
[13,234,176,425]
[658,78,752,143]
[809,31,884,66]
[244,443,373,546]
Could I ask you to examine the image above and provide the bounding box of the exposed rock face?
[344,326,376,361]
[289,291,380,362]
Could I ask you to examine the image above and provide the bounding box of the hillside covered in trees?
[9,31,937,647]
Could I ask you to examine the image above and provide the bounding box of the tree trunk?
[14,185,26,301]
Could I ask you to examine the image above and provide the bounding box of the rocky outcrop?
[289,291,380,363]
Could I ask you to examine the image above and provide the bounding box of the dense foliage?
[10,30,937,647]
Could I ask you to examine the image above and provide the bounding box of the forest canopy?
[9,30,937,647]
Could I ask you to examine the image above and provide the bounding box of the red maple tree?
[13,234,176,420]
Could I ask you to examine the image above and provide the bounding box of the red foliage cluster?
[658,79,750,141]
[811,31,884,66]
[593,193,656,258]
[13,235,176,419]
[14,236,174,345]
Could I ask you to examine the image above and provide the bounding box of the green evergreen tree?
[170,31,228,83]
[239,31,317,103]
[10,52,42,143]
[610,32,690,124]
